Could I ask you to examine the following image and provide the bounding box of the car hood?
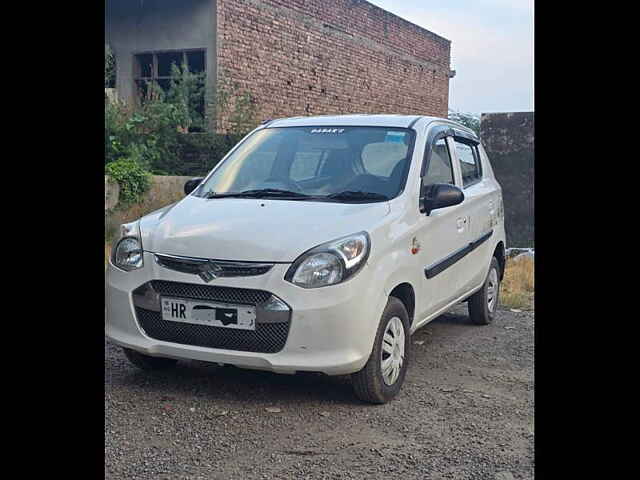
[139,196,390,262]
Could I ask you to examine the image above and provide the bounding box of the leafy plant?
[105,158,151,206]
[166,63,206,132]
[215,74,259,134]
[105,45,116,88]
[105,81,186,172]
[448,109,480,137]
[105,60,259,189]
[105,100,129,164]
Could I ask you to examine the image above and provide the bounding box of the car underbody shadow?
[106,306,490,406]
[430,310,471,325]
[115,356,363,405]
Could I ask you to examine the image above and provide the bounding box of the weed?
[500,255,534,310]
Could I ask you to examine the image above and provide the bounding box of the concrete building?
[106,0,453,132]
[480,112,535,247]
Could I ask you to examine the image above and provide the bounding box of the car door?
[414,125,471,319]
[449,133,497,292]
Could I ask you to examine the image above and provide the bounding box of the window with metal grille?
[134,49,206,130]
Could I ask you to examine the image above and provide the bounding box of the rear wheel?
[351,296,411,404]
[468,257,501,325]
[123,348,178,371]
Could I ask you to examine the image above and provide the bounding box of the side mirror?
[184,177,204,195]
[420,183,464,215]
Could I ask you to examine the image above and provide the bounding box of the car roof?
[265,114,476,137]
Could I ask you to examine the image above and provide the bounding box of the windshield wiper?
[206,188,313,199]
[325,191,389,202]
[206,189,388,202]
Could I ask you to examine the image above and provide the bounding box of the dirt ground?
[105,305,534,480]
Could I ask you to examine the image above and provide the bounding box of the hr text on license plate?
[160,297,256,330]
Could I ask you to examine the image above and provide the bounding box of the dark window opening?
[156,78,172,92]
[157,51,184,77]
[186,51,205,73]
[136,53,153,78]
[134,49,206,132]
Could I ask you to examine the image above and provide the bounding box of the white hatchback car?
[106,114,506,403]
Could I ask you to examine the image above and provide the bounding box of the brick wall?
[215,0,451,131]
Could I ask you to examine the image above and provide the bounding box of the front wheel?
[468,257,501,325]
[351,296,411,404]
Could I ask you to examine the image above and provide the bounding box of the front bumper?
[105,252,386,375]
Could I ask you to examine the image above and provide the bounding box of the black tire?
[351,296,411,404]
[123,348,178,371]
[468,257,501,325]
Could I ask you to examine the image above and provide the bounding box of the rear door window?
[453,140,482,187]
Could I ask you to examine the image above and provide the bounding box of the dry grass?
[500,255,535,310]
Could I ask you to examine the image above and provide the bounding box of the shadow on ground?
[108,309,471,406]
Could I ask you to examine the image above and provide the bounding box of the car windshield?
[194,126,415,202]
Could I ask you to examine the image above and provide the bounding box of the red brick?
[215,0,451,132]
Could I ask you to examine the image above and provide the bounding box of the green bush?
[105,101,128,165]
[448,109,480,136]
[215,75,259,135]
[105,158,151,206]
[154,131,246,176]
[105,62,258,193]
[105,93,187,167]
[166,63,206,132]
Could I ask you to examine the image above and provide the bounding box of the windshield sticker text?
[310,128,345,134]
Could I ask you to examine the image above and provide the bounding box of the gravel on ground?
[105,305,534,480]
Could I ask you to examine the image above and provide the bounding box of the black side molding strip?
[425,230,493,279]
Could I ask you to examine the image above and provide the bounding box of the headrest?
[361,142,408,176]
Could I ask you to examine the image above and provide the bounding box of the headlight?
[285,232,370,288]
[111,222,143,271]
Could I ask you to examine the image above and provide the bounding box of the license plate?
[160,297,256,330]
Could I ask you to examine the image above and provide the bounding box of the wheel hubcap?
[487,268,499,312]
[381,316,405,386]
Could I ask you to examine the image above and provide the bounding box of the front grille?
[155,254,273,278]
[150,280,271,305]
[134,281,290,353]
[136,308,290,353]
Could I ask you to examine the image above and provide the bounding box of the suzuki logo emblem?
[198,261,223,282]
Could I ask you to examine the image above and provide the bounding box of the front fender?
[369,244,420,329]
